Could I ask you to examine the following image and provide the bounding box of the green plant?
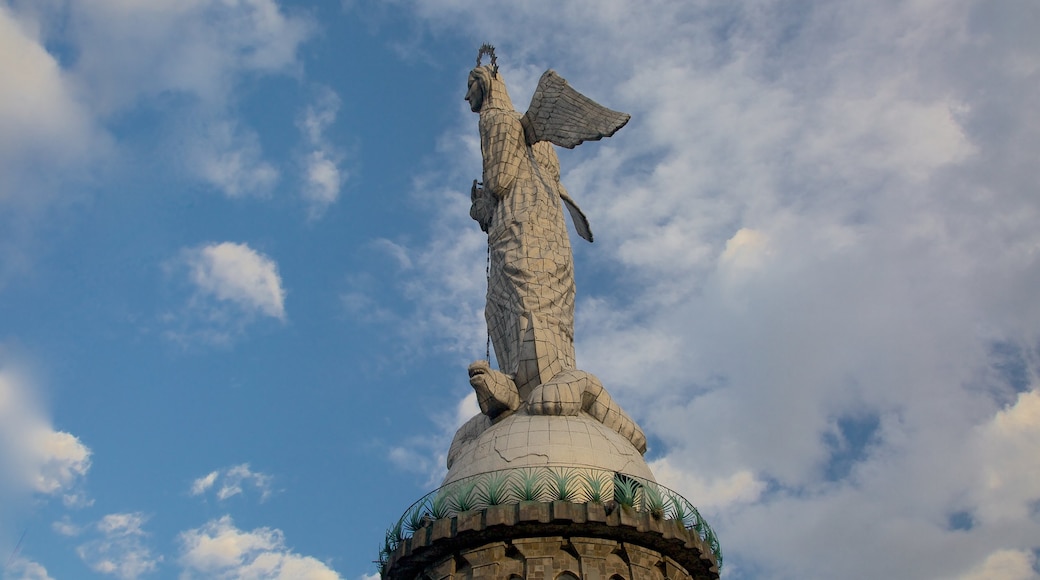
[582,471,610,503]
[403,498,430,533]
[613,474,640,508]
[379,523,400,575]
[668,493,690,525]
[477,471,512,506]
[691,505,706,536]
[452,479,481,512]
[645,483,666,519]
[704,525,722,567]
[548,468,579,502]
[430,489,453,519]
[511,468,547,501]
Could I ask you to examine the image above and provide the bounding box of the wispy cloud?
[189,463,275,502]
[64,0,313,114]
[77,513,161,580]
[178,516,340,579]
[298,87,347,219]
[2,556,54,580]
[52,517,82,537]
[388,392,479,486]
[0,358,91,507]
[190,121,280,198]
[0,0,315,284]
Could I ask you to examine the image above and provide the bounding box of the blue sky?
[2,1,1039,579]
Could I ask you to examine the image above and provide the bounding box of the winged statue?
[453,45,646,463]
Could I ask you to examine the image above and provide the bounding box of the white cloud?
[77,513,161,580]
[958,549,1039,580]
[302,151,343,215]
[53,517,82,537]
[299,89,340,145]
[0,360,91,503]
[971,390,1040,525]
[186,242,286,320]
[178,516,340,579]
[0,0,313,200]
[298,89,346,219]
[0,4,96,205]
[0,0,315,286]
[191,471,220,496]
[2,556,54,580]
[190,463,274,502]
[64,0,312,114]
[649,457,765,513]
[166,242,287,345]
[192,121,280,198]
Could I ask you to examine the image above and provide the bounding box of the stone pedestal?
[384,502,719,580]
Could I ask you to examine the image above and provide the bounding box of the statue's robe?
[476,72,577,401]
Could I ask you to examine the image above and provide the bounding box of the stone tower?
[377,47,720,580]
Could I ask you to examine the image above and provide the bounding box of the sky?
[1,0,1038,579]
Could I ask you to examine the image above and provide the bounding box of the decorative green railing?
[379,467,721,575]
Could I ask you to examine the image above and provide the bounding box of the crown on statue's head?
[476,43,498,77]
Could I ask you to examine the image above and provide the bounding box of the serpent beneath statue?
[454,46,647,459]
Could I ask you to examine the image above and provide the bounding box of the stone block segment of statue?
[455,45,647,460]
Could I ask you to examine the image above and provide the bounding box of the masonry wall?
[384,501,718,580]
[414,536,699,580]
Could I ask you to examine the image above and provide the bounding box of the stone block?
[402,536,415,557]
[586,501,607,523]
[619,505,640,529]
[484,503,517,528]
[674,523,692,545]
[551,501,586,523]
[647,514,664,535]
[411,525,430,550]
[512,537,564,559]
[429,517,453,544]
[518,500,551,523]
[661,519,682,541]
[685,529,707,553]
[457,509,483,534]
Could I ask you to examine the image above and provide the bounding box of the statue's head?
[465,44,513,113]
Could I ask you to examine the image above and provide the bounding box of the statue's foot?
[468,360,520,420]
[526,369,585,416]
[527,369,648,454]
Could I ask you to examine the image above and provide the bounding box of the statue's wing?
[559,190,593,242]
[520,70,630,149]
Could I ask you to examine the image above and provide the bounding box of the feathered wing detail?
[559,190,593,242]
[520,70,630,149]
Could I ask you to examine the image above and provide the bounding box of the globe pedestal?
[445,412,656,484]
[380,411,721,580]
